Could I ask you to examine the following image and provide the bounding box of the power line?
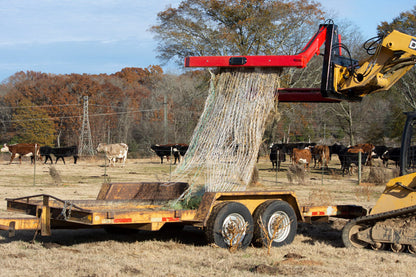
[2,108,162,123]
[0,103,79,109]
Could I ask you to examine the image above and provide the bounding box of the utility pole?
[79,96,95,156]
[164,93,168,144]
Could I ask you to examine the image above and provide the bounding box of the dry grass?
[257,215,291,256]
[227,221,249,253]
[0,154,415,276]
[355,182,374,201]
[306,189,333,206]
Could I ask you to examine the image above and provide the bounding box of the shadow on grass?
[1,220,349,249]
[297,220,347,248]
[0,225,208,247]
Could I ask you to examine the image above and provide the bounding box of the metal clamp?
[60,200,73,220]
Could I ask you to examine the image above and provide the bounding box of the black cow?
[269,143,286,171]
[373,145,389,160]
[337,147,368,176]
[381,147,400,168]
[40,145,79,164]
[329,143,346,160]
[151,144,187,164]
[174,144,189,163]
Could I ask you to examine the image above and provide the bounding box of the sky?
[0,0,414,83]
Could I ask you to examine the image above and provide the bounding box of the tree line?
[0,1,414,156]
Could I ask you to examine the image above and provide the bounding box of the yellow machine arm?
[333,30,416,98]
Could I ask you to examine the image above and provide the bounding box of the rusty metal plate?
[96,182,189,201]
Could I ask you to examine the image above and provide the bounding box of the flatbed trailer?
[0,182,366,249]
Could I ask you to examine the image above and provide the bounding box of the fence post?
[275,149,279,184]
[358,151,362,185]
[33,144,37,186]
[321,154,325,185]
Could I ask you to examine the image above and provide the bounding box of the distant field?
[0,154,414,277]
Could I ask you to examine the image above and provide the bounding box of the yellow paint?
[370,172,416,215]
[333,30,416,98]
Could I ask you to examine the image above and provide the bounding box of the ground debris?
[250,264,280,274]
[120,266,142,275]
[7,253,26,258]
[283,252,305,259]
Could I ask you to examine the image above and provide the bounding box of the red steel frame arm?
[184,25,328,69]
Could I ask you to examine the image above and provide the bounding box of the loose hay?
[365,166,389,186]
[286,164,306,185]
[49,166,62,185]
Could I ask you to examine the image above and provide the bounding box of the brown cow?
[348,143,375,166]
[1,143,40,164]
[292,148,312,170]
[311,145,330,169]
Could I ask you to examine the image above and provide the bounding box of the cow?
[338,147,369,176]
[292,148,312,170]
[1,143,40,164]
[283,142,316,162]
[373,145,389,160]
[40,145,79,164]
[381,147,400,168]
[348,143,375,166]
[151,144,173,164]
[329,143,346,160]
[151,144,188,164]
[173,144,189,164]
[269,143,286,171]
[311,145,330,169]
[96,143,128,167]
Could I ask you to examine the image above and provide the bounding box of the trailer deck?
[0,181,366,243]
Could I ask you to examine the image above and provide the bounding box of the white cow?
[96,143,128,167]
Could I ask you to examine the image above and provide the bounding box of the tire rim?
[221,213,247,246]
[268,211,290,243]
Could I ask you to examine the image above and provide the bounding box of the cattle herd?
[0,141,404,176]
[0,142,190,167]
[269,142,403,176]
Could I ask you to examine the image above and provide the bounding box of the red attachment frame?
[184,24,345,102]
[184,26,328,68]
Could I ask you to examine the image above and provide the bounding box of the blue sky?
[0,0,413,82]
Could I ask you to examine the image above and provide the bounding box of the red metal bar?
[296,25,327,64]
[277,88,340,103]
[184,25,328,69]
[185,54,307,68]
[338,34,342,56]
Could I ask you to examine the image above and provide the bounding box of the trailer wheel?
[205,202,253,249]
[253,200,297,247]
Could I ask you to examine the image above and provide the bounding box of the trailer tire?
[253,200,297,247]
[205,202,253,249]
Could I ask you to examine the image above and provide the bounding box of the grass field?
[0,154,414,277]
